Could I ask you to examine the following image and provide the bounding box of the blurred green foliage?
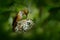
[0,0,60,40]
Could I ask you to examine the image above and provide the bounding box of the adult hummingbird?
[12,9,29,32]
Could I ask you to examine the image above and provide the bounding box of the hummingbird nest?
[14,19,34,33]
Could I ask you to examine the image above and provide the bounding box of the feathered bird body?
[12,9,29,32]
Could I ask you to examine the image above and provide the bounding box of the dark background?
[0,0,60,40]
